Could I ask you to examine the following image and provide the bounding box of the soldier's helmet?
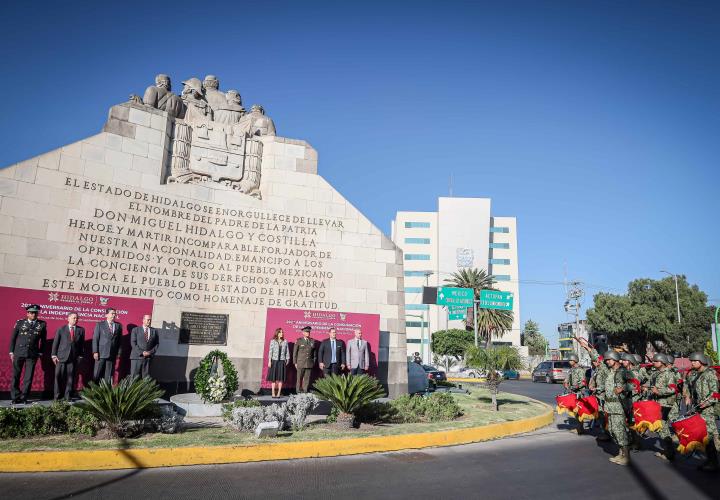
[604,350,621,362]
[567,353,579,362]
[652,353,665,363]
[689,352,709,365]
[633,354,643,365]
[621,353,635,363]
[666,353,675,364]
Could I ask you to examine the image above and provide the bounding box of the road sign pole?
[473,300,478,347]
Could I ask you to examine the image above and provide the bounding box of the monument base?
[170,393,226,417]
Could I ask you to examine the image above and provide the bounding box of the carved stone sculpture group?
[131,74,276,199]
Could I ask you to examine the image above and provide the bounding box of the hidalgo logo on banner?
[0,286,154,392]
[261,308,380,389]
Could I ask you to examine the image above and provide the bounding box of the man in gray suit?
[51,311,85,400]
[130,314,159,379]
[347,328,370,375]
[92,308,122,384]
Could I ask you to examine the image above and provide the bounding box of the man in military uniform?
[563,353,587,434]
[620,352,644,450]
[8,304,47,404]
[603,350,631,465]
[293,326,316,393]
[649,353,677,461]
[686,352,720,471]
[579,338,610,440]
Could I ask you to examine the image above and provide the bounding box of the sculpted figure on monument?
[234,104,277,137]
[202,75,227,116]
[214,89,245,125]
[181,77,212,125]
[141,74,185,118]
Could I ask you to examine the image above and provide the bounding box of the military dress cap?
[25,304,41,312]
[604,350,621,361]
[689,352,709,365]
[301,326,312,332]
[567,353,579,362]
[633,354,643,365]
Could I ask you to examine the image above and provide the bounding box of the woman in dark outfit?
[267,328,289,397]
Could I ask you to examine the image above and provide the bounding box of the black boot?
[655,437,675,461]
[700,441,718,472]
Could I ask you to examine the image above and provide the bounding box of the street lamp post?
[406,313,426,364]
[660,270,681,324]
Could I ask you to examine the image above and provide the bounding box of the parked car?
[532,360,572,383]
[502,369,520,380]
[423,364,447,388]
[449,367,483,378]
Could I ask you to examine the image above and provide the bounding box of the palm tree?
[444,268,514,347]
[465,345,524,411]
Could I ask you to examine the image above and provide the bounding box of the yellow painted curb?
[0,403,553,473]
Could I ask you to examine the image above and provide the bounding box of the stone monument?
[0,73,408,397]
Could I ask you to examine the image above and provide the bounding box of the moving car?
[502,369,520,380]
[531,360,572,383]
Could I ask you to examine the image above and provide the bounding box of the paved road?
[1,381,718,500]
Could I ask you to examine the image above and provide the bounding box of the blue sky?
[1,1,718,346]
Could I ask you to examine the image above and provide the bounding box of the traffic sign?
[436,287,474,307]
[479,290,514,310]
[449,313,466,320]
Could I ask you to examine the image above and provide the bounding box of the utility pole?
[424,271,434,364]
[564,281,584,361]
[660,270,681,324]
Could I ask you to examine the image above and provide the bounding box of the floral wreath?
[194,350,239,403]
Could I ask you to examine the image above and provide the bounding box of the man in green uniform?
[564,353,587,434]
[649,353,677,461]
[603,350,631,465]
[579,338,610,440]
[666,353,682,425]
[9,304,47,404]
[621,352,643,450]
[293,326,316,393]
[686,352,720,472]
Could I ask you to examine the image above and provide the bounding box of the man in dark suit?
[130,314,159,379]
[8,304,47,404]
[92,308,122,384]
[318,327,346,376]
[51,311,85,400]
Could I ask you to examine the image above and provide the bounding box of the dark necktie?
[144,328,149,342]
[70,326,75,341]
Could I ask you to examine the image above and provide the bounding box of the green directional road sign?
[436,287,474,307]
[449,313,466,320]
[479,289,514,310]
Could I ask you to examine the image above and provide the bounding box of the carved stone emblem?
[135,73,276,199]
[456,248,474,268]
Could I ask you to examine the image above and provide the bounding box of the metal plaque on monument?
[179,312,229,345]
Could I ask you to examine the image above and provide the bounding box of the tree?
[521,319,548,356]
[444,268,514,347]
[465,345,524,411]
[431,329,474,360]
[586,276,712,356]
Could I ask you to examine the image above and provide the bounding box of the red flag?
[575,395,599,422]
[631,400,663,433]
[669,383,679,395]
[629,378,641,394]
[556,393,578,416]
[672,414,709,455]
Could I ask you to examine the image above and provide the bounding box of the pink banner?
[261,308,380,389]
[0,286,154,392]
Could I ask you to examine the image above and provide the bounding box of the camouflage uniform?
[565,363,588,433]
[650,367,676,440]
[687,367,719,442]
[667,365,683,422]
[589,349,609,433]
[603,364,630,447]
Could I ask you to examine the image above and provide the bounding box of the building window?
[405,222,431,228]
[407,338,422,344]
[490,227,509,233]
[490,242,509,249]
[405,254,430,261]
[406,321,429,328]
[404,287,423,293]
[494,275,511,281]
[489,258,510,265]
[406,304,429,310]
[405,237,431,244]
[405,270,431,277]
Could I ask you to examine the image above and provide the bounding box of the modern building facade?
[557,320,591,366]
[391,197,521,361]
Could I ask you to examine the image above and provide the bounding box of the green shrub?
[424,392,463,422]
[67,405,100,436]
[0,407,26,439]
[221,399,261,422]
[390,393,463,423]
[354,401,397,424]
[313,374,386,428]
[78,377,164,437]
[326,405,339,424]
